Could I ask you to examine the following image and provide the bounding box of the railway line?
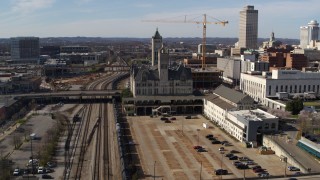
[65,69,126,180]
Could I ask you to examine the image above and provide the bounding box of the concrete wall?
[263,135,308,173]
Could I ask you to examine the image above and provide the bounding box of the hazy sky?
[0,0,319,39]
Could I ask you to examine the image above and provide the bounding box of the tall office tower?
[11,37,40,64]
[238,5,258,49]
[300,20,319,49]
[151,28,163,66]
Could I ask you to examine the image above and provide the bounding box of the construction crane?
[143,14,228,70]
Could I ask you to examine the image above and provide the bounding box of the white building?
[240,69,320,108]
[238,5,258,49]
[203,85,278,143]
[300,20,320,49]
[217,58,241,84]
[241,60,269,73]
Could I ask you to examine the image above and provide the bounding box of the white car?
[13,168,20,176]
[38,166,44,174]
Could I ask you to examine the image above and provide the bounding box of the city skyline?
[0,0,319,39]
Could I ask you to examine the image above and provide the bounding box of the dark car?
[170,117,176,120]
[225,153,234,157]
[42,174,53,179]
[215,169,228,175]
[206,134,214,138]
[233,161,242,166]
[211,140,221,144]
[193,145,202,149]
[236,164,249,169]
[230,150,239,153]
[252,165,262,170]
[229,156,238,160]
[253,168,264,173]
[160,117,168,121]
[197,148,207,152]
[185,116,192,119]
[164,120,171,123]
[208,137,216,141]
[221,141,228,145]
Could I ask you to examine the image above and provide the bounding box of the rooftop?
[229,109,277,121]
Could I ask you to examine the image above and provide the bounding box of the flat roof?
[229,109,277,121]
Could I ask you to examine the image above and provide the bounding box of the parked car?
[164,120,171,123]
[244,161,254,165]
[160,117,168,121]
[253,168,264,173]
[236,164,249,169]
[13,168,20,176]
[258,172,270,177]
[215,169,228,175]
[252,165,262,170]
[185,116,192,119]
[212,140,221,144]
[23,169,30,175]
[219,147,225,151]
[42,174,53,179]
[229,155,238,160]
[221,141,228,145]
[294,171,303,175]
[233,161,242,166]
[288,166,300,171]
[37,166,44,174]
[170,117,176,120]
[239,157,251,161]
[208,137,216,141]
[206,134,214,138]
[225,153,234,157]
[197,148,207,152]
[47,161,57,168]
[230,150,239,153]
[193,145,202,149]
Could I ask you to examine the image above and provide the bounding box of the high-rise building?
[238,5,258,49]
[151,28,163,66]
[300,20,319,49]
[11,37,40,64]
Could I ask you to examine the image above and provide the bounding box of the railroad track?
[68,71,126,180]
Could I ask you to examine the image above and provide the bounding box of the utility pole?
[199,161,202,180]
[197,129,200,146]
[154,161,156,180]
[30,134,34,175]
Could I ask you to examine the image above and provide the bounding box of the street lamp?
[197,129,200,146]
[284,157,288,177]
[220,152,224,180]
[154,161,156,180]
[199,161,202,180]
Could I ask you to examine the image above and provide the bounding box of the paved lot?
[0,104,78,179]
[128,115,302,180]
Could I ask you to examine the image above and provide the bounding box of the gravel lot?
[128,115,300,180]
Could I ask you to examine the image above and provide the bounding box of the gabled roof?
[213,85,252,104]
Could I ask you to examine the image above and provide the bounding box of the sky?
[0,0,319,39]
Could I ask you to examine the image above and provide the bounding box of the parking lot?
[0,104,78,179]
[128,115,301,179]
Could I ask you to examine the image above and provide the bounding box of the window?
[265,123,269,129]
[271,123,276,129]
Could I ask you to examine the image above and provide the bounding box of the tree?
[121,88,133,98]
[286,99,304,115]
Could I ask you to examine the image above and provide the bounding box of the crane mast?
[143,14,228,70]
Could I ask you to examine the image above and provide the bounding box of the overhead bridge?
[3,90,121,99]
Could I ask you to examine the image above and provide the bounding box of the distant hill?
[0,37,299,46]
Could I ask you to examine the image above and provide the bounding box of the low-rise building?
[203,85,278,144]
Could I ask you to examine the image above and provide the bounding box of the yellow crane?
[143,14,228,70]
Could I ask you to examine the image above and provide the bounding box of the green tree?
[286,99,304,115]
[121,88,133,98]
